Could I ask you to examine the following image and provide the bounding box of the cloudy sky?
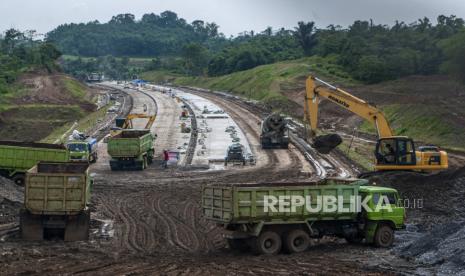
[1,0,465,36]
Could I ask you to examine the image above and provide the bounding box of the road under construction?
[0,81,464,275]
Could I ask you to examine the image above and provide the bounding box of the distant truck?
[202,178,405,255]
[0,141,69,185]
[260,113,289,149]
[224,143,246,166]
[67,138,98,163]
[107,129,155,170]
[20,162,92,241]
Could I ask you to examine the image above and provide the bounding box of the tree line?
[38,12,465,84]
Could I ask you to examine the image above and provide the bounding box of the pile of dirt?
[312,133,343,154]
[368,167,465,227]
[0,177,23,225]
[366,167,465,274]
[397,221,465,275]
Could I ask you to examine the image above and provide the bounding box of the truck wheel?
[64,210,90,242]
[12,174,25,186]
[252,231,282,255]
[20,209,43,241]
[281,143,289,149]
[227,238,249,252]
[374,225,394,247]
[143,156,148,169]
[284,229,310,253]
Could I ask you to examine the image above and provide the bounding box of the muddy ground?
[1,85,464,275]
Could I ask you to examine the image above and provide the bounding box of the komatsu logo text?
[328,95,349,108]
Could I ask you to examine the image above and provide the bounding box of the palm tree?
[294,21,317,56]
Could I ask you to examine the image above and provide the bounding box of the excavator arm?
[122,114,156,130]
[305,76,394,138]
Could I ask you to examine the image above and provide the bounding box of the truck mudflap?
[64,209,90,241]
[364,221,378,244]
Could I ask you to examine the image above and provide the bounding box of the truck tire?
[284,229,310,253]
[252,231,282,255]
[374,225,394,248]
[143,156,148,169]
[20,209,43,241]
[64,210,90,242]
[281,143,289,149]
[91,153,98,163]
[12,174,25,186]
[227,238,249,252]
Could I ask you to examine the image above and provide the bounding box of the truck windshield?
[372,192,397,205]
[68,144,87,152]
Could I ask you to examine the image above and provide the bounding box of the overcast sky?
[1,0,465,36]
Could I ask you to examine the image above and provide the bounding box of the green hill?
[143,57,465,151]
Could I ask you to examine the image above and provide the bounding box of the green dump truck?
[202,178,405,255]
[0,141,70,185]
[20,162,92,241]
[107,129,155,170]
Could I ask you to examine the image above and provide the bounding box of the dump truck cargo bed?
[202,178,367,224]
[21,162,92,241]
[25,162,91,215]
[107,130,153,158]
[0,141,69,184]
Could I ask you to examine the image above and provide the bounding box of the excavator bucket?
[312,134,342,154]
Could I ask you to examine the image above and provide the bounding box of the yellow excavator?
[110,113,156,136]
[304,75,448,173]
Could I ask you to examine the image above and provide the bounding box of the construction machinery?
[0,141,70,185]
[224,143,247,166]
[202,178,405,255]
[260,113,290,149]
[20,162,92,241]
[111,113,156,136]
[67,137,98,163]
[107,130,155,170]
[304,75,448,173]
[67,131,98,163]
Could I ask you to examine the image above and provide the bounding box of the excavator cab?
[375,137,416,166]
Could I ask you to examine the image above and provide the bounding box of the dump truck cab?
[224,143,246,166]
[67,138,98,163]
[359,186,405,245]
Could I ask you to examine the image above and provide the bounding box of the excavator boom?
[304,75,448,172]
[305,76,393,138]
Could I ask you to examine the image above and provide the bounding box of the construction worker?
[163,149,169,169]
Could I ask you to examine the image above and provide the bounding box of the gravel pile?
[397,221,465,275]
[0,176,23,225]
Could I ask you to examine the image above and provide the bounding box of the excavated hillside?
[0,73,97,141]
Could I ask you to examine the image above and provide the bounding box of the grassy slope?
[41,104,110,143]
[0,75,96,142]
[173,56,354,103]
[142,56,465,155]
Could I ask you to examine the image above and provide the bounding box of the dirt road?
[0,84,434,275]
